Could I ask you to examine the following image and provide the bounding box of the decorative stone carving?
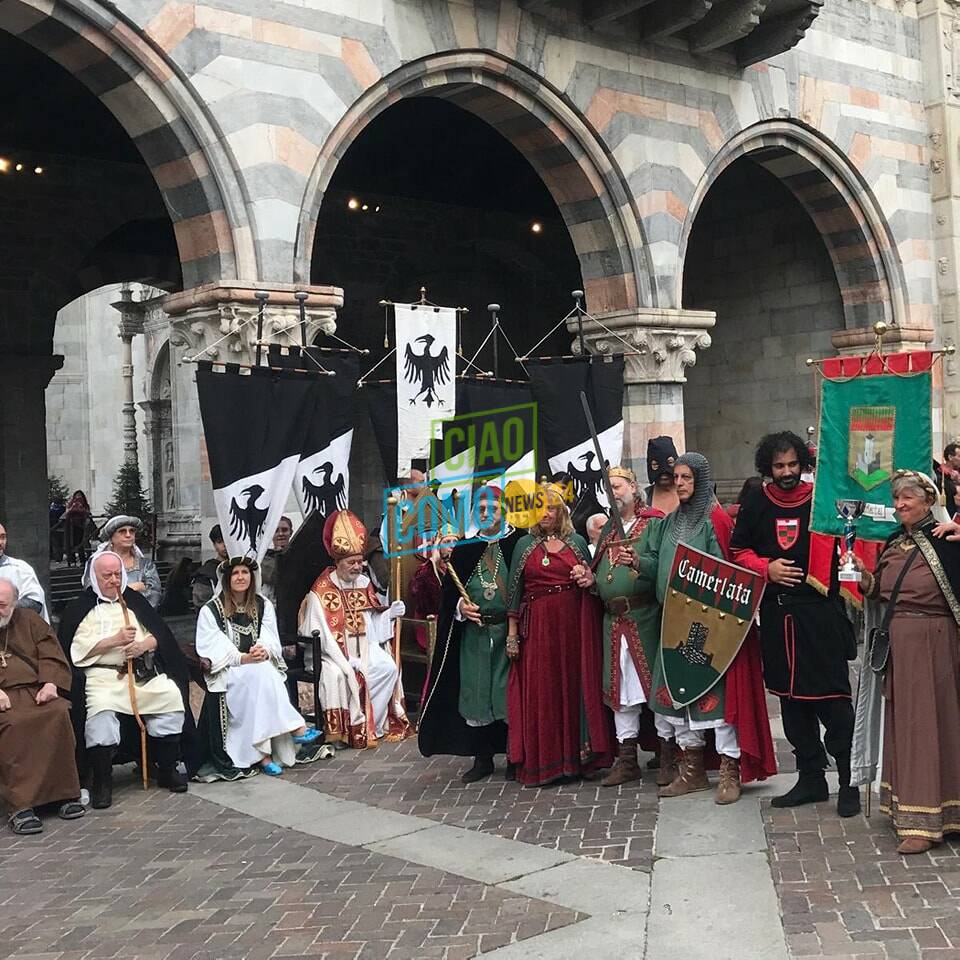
[163,282,344,366]
[567,307,716,383]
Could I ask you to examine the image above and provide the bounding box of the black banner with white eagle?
[266,346,358,523]
[196,362,317,560]
[526,356,625,531]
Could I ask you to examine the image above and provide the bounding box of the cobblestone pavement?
[766,797,960,960]
[292,738,659,872]
[0,769,581,960]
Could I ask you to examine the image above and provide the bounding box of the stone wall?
[683,159,844,498]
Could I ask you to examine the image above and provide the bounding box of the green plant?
[48,474,69,504]
[103,459,153,542]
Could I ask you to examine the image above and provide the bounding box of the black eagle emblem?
[565,451,605,502]
[403,334,450,407]
[229,484,269,552]
[302,461,346,517]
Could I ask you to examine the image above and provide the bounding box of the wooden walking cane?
[117,593,149,790]
[387,495,402,667]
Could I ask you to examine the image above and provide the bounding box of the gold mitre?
[608,465,636,483]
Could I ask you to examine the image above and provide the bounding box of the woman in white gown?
[195,557,322,778]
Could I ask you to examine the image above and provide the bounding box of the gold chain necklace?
[477,546,502,601]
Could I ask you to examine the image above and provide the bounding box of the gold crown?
[608,466,635,483]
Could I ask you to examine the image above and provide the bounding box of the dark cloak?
[418,529,522,758]
[275,508,333,637]
[58,586,202,777]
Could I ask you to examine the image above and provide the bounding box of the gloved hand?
[349,656,362,671]
[388,600,406,619]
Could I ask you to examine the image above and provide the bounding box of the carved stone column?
[570,307,716,477]
[162,282,343,546]
[920,0,960,441]
[111,284,147,468]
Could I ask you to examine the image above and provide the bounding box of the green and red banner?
[659,544,765,708]
[811,352,933,544]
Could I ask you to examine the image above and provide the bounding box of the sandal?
[292,727,322,745]
[58,802,85,821]
[10,810,42,835]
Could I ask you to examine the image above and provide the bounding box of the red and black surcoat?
[731,481,854,701]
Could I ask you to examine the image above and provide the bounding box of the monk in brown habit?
[0,579,84,834]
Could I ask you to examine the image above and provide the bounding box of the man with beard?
[730,431,859,817]
[299,510,411,748]
[419,486,521,782]
[0,580,83,834]
[593,467,664,787]
[644,437,680,515]
[59,552,194,808]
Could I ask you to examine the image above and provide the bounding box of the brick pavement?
[0,770,581,960]
[290,739,658,872]
[766,796,960,960]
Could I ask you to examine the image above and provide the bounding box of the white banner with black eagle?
[394,302,456,473]
[196,363,317,562]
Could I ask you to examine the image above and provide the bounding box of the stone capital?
[111,286,147,340]
[568,307,717,384]
[830,324,936,356]
[162,282,344,363]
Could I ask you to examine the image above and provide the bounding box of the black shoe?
[770,773,829,808]
[151,735,189,794]
[88,746,114,809]
[837,785,861,818]
[461,756,495,784]
[504,762,517,782]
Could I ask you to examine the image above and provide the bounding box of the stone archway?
[296,51,655,315]
[0,0,254,287]
[678,121,908,331]
[679,122,910,494]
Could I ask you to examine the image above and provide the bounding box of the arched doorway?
[681,125,904,498]
[0,0,247,580]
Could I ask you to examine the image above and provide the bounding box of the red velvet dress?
[507,539,614,786]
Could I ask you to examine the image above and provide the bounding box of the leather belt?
[525,582,576,603]
[479,612,506,625]
[605,595,655,616]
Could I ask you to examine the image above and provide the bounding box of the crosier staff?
[387,495,402,668]
[116,592,149,790]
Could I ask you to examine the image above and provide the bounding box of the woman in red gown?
[505,484,613,786]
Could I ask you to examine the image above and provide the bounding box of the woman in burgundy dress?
[505,484,613,786]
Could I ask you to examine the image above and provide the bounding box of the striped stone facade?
[4,0,949,575]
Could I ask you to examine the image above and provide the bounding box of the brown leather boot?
[658,746,710,798]
[714,756,741,805]
[601,738,642,787]
[655,739,680,787]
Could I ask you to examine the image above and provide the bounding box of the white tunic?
[299,572,400,739]
[0,555,48,621]
[195,598,304,768]
[70,601,183,718]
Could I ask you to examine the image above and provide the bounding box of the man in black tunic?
[731,431,859,817]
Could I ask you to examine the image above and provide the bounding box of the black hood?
[647,435,679,484]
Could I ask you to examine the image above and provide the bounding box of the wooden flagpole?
[117,593,149,790]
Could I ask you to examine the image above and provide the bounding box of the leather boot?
[655,739,680,787]
[658,746,710,798]
[461,756,495,784]
[770,771,828,808]
[715,756,741,805]
[834,752,861,818]
[89,746,114,809]
[151,736,188,793]
[601,738,642,787]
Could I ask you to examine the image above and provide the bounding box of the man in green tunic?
[619,452,741,802]
[418,486,521,783]
[594,466,664,786]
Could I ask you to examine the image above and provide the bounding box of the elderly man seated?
[0,580,83,834]
[59,552,193,808]
[0,522,47,620]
